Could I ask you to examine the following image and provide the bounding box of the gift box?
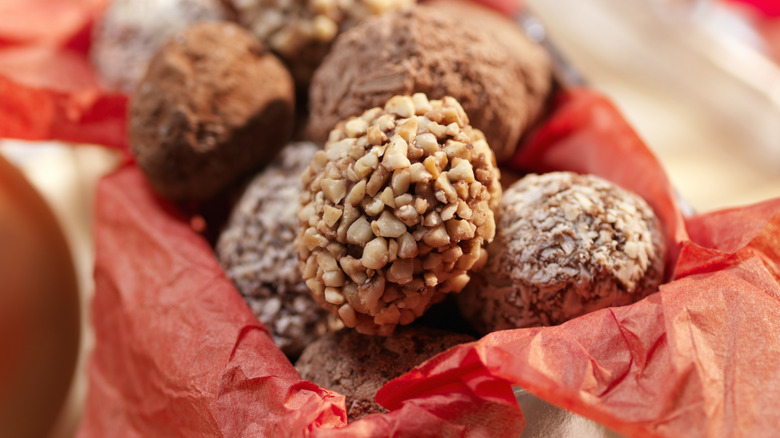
[2,1,779,437]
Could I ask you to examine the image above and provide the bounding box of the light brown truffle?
[129,21,295,202]
[90,0,228,93]
[227,0,414,86]
[458,172,665,334]
[307,5,551,162]
[295,327,474,421]
[216,142,340,358]
[295,94,502,335]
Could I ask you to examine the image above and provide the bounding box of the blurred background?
[528,0,780,211]
[1,0,779,436]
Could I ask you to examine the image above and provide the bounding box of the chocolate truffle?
[427,0,550,65]
[458,172,666,334]
[307,5,551,162]
[90,0,228,93]
[295,327,474,421]
[129,21,295,202]
[295,94,502,335]
[227,0,414,86]
[217,142,340,358]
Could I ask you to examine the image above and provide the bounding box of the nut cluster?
[229,0,413,83]
[295,94,501,335]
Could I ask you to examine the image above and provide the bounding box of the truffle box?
[9,0,775,435]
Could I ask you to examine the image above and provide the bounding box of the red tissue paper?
[78,88,780,437]
[0,0,127,149]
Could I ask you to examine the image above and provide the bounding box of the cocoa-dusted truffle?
[90,0,228,93]
[458,172,665,334]
[427,0,546,58]
[129,21,295,202]
[295,327,474,421]
[217,142,340,358]
[295,94,502,335]
[227,0,414,86]
[307,5,551,162]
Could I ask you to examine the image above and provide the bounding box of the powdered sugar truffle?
[458,172,665,334]
[217,142,340,358]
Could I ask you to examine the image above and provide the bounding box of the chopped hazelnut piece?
[362,237,389,269]
[347,217,373,245]
[372,211,407,238]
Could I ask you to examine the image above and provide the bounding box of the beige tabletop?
[528,0,780,212]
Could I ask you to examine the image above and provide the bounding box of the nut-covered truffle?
[227,0,414,86]
[307,5,551,162]
[217,142,340,358]
[129,21,295,202]
[90,0,228,93]
[295,327,474,421]
[458,172,666,334]
[295,94,502,335]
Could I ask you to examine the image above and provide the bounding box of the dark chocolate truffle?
[227,0,414,87]
[295,94,502,335]
[129,21,295,202]
[90,0,228,93]
[217,142,339,358]
[307,5,551,162]
[458,172,666,334]
[295,327,474,421]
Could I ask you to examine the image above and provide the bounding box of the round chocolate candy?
[91,0,228,93]
[296,94,502,335]
[129,21,295,202]
[458,171,666,334]
[227,0,414,87]
[295,326,474,421]
[217,142,340,358]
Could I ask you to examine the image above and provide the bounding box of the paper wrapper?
[2,1,779,437]
[724,0,780,18]
[0,0,127,149]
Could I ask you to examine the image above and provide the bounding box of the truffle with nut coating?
[458,172,666,334]
[295,94,502,335]
[307,5,551,162]
[295,326,474,421]
[217,142,340,358]
[129,21,295,202]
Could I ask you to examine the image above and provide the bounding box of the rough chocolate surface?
[458,172,665,334]
[307,5,551,162]
[217,142,339,358]
[90,0,228,93]
[295,327,474,421]
[427,0,548,59]
[295,94,502,335]
[129,21,295,202]
[227,0,413,87]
